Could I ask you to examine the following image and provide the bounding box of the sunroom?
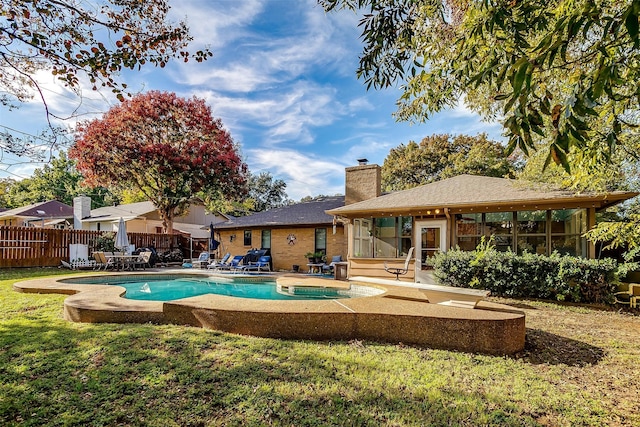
[327,169,637,283]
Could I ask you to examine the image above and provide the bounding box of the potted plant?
[304,252,316,263]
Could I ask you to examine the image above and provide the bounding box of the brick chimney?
[73,196,91,230]
[345,160,381,205]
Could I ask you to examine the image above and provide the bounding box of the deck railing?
[0,226,184,268]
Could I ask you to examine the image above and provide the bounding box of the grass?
[1,268,639,426]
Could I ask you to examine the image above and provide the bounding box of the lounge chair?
[216,255,244,271]
[191,252,210,269]
[207,253,231,269]
[384,247,415,280]
[132,251,152,270]
[614,283,640,308]
[92,252,106,270]
[239,255,271,273]
[322,255,343,273]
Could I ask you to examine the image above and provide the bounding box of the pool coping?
[13,270,526,355]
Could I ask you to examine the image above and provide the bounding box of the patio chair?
[92,252,106,270]
[207,252,231,269]
[191,252,210,269]
[239,255,271,273]
[216,255,244,271]
[614,283,640,308]
[384,247,415,280]
[322,255,343,273]
[132,251,152,270]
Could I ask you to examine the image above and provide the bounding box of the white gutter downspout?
[444,208,451,251]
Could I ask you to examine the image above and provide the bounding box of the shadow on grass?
[513,328,605,367]
[0,320,546,426]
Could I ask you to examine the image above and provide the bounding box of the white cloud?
[168,0,265,51]
[195,81,344,146]
[247,148,346,200]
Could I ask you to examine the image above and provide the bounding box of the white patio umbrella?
[115,217,130,253]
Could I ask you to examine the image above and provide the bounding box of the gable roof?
[84,201,157,222]
[0,200,73,220]
[327,175,638,216]
[214,196,345,229]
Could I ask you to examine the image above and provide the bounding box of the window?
[453,209,589,257]
[485,212,514,252]
[243,230,252,246]
[551,209,587,257]
[352,216,412,258]
[315,228,327,255]
[261,230,271,249]
[455,213,482,251]
[516,210,547,255]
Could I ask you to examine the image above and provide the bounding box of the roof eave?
[326,192,639,217]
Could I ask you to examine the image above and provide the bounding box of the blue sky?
[0,0,504,201]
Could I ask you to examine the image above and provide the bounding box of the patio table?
[306,263,324,274]
[105,254,140,271]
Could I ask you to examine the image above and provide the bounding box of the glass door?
[414,220,447,283]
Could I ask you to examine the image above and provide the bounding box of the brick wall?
[345,164,381,205]
[215,225,346,272]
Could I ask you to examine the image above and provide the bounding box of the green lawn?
[1,268,638,426]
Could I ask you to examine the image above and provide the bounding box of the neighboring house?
[326,163,639,283]
[213,196,347,271]
[0,200,73,228]
[73,197,228,239]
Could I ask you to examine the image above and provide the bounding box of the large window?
[454,209,588,257]
[261,230,271,249]
[315,228,327,255]
[456,213,482,251]
[353,216,412,258]
[517,210,547,255]
[485,212,514,252]
[551,209,587,256]
[353,219,372,257]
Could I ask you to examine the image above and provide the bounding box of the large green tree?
[70,91,248,234]
[0,0,211,159]
[246,172,291,213]
[382,133,519,191]
[2,152,117,208]
[321,0,640,171]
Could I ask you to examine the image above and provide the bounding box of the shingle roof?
[0,200,73,219]
[327,175,638,216]
[86,201,157,221]
[214,196,345,229]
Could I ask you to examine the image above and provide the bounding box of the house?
[326,163,639,283]
[73,196,228,249]
[0,200,73,228]
[212,196,347,271]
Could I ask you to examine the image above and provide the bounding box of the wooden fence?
[0,226,185,268]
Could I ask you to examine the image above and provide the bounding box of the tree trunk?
[160,208,175,235]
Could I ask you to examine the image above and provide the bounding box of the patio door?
[414,219,447,284]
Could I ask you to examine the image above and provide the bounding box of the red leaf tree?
[70,91,247,234]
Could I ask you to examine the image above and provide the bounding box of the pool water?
[114,277,350,301]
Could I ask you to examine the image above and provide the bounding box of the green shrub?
[432,243,619,303]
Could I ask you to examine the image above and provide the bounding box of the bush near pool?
[432,245,620,304]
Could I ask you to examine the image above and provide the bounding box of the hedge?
[432,246,619,304]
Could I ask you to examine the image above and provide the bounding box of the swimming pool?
[60,275,383,301]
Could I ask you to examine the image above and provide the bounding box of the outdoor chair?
[614,283,640,308]
[238,255,271,273]
[322,255,343,273]
[191,252,210,269]
[132,251,152,270]
[384,247,415,280]
[216,255,244,271]
[207,252,231,269]
[92,252,106,270]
